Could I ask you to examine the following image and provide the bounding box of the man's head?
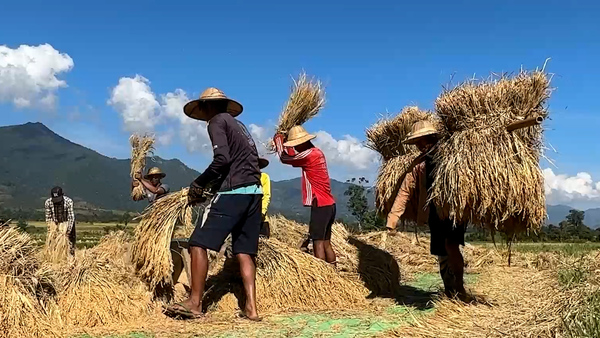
[183,87,243,122]
[403,120,439,153]
[144,167,166,186]
[51,186,64,204]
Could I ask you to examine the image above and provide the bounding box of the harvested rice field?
[2,216,599,338]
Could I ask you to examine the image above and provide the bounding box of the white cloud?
[108,75,161,133]
[313,131,379,171]
[544,168,600,205]
[0,44,73,110]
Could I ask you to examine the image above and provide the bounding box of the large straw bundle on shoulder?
[0,227,59,337]
[130,134,155,201]
[275,72,325,134]
[131,188,194,294]
[54,232,154,328]
[431,70,550,232]
[205,238,369,314]
[366,107,437,215]
[42,222,70,263]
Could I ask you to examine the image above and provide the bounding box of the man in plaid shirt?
[44,186,76,255]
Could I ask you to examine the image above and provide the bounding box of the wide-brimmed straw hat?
[183,87,243,121]
[403,121,439,144]
[283,126,316,147]
[258,158,269,169]
[144,167,166,179]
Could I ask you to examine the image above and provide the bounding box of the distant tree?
[121,212,132,226]
[16,219,28,232]
[344,177,383,232]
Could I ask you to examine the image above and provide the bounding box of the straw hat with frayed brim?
[183,87,243,121]
[144,167,166,179]
[258,158,270,169]
[283,126,316,147]
[403,120,439,144]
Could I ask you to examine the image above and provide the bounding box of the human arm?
[137,178,166,195]
[386,170,418,231]
[261,173,271,215]
[44,200,53,224]
[273,134,311,167]
[193,116,231,189]
[66,198,75,233]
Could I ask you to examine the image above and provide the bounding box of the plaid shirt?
[44,196,75,232]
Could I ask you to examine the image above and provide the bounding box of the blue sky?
[1,0,599,207]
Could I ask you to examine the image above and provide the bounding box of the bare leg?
[323,240,337,265]
[445,241,466,295]
[237,253,259,320]
[313,240,327,261]
[176,246,208,315]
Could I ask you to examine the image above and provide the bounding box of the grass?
[564,291,600,338]
[472,241,600,255]
[23,221,136,248]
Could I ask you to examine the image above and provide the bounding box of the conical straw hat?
[283,126,316,147]
[183,87,243,121]
[403,120,438,144]
[144,167,166,179]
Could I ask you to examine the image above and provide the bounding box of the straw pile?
[431,70,550,233]
[43,222,70,263]
[366,107,438,215]
[54,231,154,328]
[205,238,369,314]
[0,227,59,337]
[131,188,194,294]
[130,134,155,201]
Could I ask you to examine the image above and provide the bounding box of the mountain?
[546,205,600,229]
[0,122,363,221]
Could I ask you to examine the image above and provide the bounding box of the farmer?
[274,126,337,265]
[385,121,469,301]
[44,186,76,255]
[167,88,262,321]
[258,157,271,238]
[132,167,170,204]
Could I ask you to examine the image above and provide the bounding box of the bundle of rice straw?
[366,107,438,215]
[431,70,550,233]
[205,238,369,313]
[43,222,70,263]
[131,188,194,295]
[130,134,155,201]
[55,231,154,328]
[0,227,59,337]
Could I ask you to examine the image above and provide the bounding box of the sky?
[0,0,599,209]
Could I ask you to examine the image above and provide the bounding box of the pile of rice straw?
[42,222,70,263]
[0,227,59,337]
[130,134,155,201]
[204,238,370,313]
[366,107,438,215]
[55,231,155,328]
[431,70,550,233]
[131,188,194,296]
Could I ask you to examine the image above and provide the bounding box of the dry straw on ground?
[205,238,370,314]
[131,188,194,295]
[431,70,550,233]
[366,107,438,215]
[0,227,59,338]
[130,134,155,201]
[55,231,155,328]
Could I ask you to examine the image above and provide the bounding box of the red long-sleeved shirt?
[274,135,335,207]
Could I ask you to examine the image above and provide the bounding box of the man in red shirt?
[274,126,337,265]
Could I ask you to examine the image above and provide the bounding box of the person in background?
[44,186,76,255]
[258,157,271,238]
[385,121,469,301]
[133,167,170,204]
[167,87,262,321]
[274,126,337,266]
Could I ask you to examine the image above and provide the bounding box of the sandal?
[165,302,204,319]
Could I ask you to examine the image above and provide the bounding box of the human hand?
[188,182,206,205]
[134,172,142,180]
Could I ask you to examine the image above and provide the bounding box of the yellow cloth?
[260,172,271,216]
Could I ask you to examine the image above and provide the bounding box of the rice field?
[24,221,136,248]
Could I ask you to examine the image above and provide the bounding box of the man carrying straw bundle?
[274,126,337,266]
[44,186,76,255]
[166,88,262,321]
[385,121,469,301]
[132,167,170,204]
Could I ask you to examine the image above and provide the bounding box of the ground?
[23,223,600,337]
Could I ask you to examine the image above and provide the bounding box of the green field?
[472,241,600,255]
[24,221,137,248]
